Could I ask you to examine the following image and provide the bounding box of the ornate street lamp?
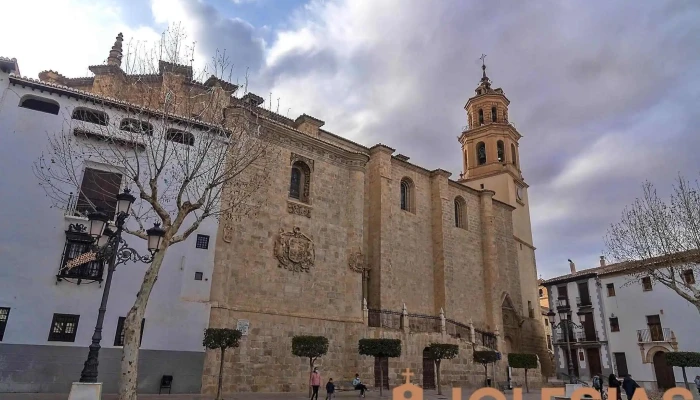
[78,188,165,383]
[547,309,582,384]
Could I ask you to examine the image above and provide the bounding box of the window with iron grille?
[57,224,104,283]
[195,234,210,249]
[48,314,80,342]
[0,307,10,341]
[114,317,145,347]
[194,272,203,281]
[641,277,653,291]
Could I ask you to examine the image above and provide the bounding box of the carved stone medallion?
[274,227,315,273]
[349,250,366,273]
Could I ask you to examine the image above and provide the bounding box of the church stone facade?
[26,34,551,393]
[204,62,552,391]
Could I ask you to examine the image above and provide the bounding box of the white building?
[599,264,700,391]
[0,57,218,394]
[542,257,700,391]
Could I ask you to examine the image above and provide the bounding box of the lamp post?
[78,188,165,383]
[547,308,584,384]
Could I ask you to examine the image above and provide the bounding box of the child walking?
[325,378,335,400]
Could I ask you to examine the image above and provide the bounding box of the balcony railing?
[556,298,570,309]
[637,328,672,343]
[554,330,576,343]
[367,309,403,330]
[576,296,592,307]
[575,331,599,342]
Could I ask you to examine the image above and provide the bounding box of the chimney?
[599,256,606,267]
[568,259,576,274]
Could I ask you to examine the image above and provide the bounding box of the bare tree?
[604,175,700,315]
[33,26,274,400]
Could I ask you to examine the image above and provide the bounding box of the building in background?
[542,257,700,390]
[0,40,223,394]
[539,280,554,362]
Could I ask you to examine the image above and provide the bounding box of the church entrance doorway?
[653,351,675,390]
[422,348,435,389]
[374,357,389,389]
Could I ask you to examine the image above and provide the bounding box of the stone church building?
[29,35,551,393]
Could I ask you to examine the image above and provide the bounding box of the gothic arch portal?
[501,293,522,353]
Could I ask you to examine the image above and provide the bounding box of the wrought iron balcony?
[575,330,599,342]
[576,296,592,307]
[554,330,576,343]
[556,298,570,309]
[56,223,105,284]
[637,328,673,343]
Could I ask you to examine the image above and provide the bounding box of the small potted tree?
[665,351,700,389]
[358,338,402,397]
[203,328,243,400]
[507,353,538,392]
[428,343,459,395]
[473,350,499,387]
[292,335,329,397]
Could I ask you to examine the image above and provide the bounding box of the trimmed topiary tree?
[665,351,700,389]
[358,338,402,397]
[428,343,459,395]
[203,328,243,400]
[474,350,499,387]
[507,353,538,392]
[292,335,329,397]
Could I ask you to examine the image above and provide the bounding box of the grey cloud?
[184,0,700,277]
[176,0,266,74]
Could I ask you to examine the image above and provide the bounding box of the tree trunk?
[216,348,225,400]
[484,365,488,387]
[118,245,168,400]
[309,359,314,398]
[682,366,688,390]
[436,360,442,395]
[379,357,384,397]
[525,369,529,393]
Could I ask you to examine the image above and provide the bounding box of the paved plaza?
[0,389,545,400]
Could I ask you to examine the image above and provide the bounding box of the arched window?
[491,107,497,122]
[454,196,467,229]
[476,142,487,165]
[497,140,505,163]
[400,177,414,213]
[511,143,517,165]
[478,109,484,126]
[19,95,59,115]
[166,129,195,146]
[289,161,311,203]
[72,108,108,126]
[120,118,154,136]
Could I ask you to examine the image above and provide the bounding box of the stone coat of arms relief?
[274,227,315,273]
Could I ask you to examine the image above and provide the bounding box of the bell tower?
[458,56,538,320]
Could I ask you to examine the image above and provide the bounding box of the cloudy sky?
[2,0,699,278]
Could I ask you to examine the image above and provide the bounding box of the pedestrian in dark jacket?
[609,374,622,400]
[622,375,640,399]
[325,378,335,400]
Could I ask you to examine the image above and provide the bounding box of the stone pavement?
[4,388,700,400]
[0,389,545,400]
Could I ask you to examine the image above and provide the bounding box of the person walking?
[608,374,622,400]
[325,378,335,400]
[593,374,604,400]
[310,367,321,400]
[622,374,639,400]
[353,373,367,398]
[694,375,700,396]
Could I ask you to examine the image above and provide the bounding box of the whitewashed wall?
[548,277,612,380]
[0,73,215,354]
[600,272,700,388]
